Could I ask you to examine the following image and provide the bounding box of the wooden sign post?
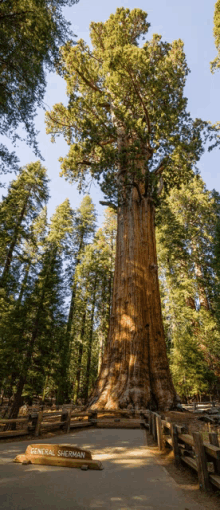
[14,443,103,470]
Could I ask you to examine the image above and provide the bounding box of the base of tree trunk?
[87,371,178,412]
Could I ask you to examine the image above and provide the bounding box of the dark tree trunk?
[1,196,29,287]
[74,310,86,403]
[84,276,97,402]
[8,376,25,421]
[17,263,30,304]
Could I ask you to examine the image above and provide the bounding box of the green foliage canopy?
[211,0,220,72]
[0,0,79,173]
[46,7,217,205]
[0,161,49,288]
[156,176,220,397]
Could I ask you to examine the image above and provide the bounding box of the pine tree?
[212,190,220,327]
[0,161,49,289]
[71,223,116,404]
[0,206,48,385]
[7,199,74,418]
[96,209,117,374]
[0,162,49,406]
[56,195,96,404]
[156,175,220,399]
[46,8,217,410]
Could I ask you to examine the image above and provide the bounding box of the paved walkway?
[0,428,206,510]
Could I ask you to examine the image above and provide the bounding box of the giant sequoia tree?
[46,8,215,410]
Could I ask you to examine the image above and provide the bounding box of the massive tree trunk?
[88,186,177,411]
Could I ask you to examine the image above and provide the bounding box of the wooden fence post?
[34,411,43,437]
[209,432,220,474]
[193,432,211,491]
[61,410,68,431]
[60,410,71,433]
[29,413,37,433]
[155,415,162,450]
[152,413,157,442]
[209,432,219,447]
[170,424,180,466]
[66,410,71,433]
[149,411,153,435]
[88,411,97,425]
[151,412,155,439]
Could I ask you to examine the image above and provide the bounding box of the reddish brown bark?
[88,187,177,411]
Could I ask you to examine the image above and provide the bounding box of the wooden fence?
[0,408,145,439]
[182,401,218,412]
[145,410,220,492]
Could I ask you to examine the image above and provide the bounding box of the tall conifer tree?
[0,161,49,289]
[7,199,73,418]
[56,195,96,403]
[156,176,220,398]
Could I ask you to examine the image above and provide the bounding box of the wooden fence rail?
[146,410,220,492]
[182,401,219,412]
[0,408,147,439]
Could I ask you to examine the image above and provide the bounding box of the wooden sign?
[14,443,103,470]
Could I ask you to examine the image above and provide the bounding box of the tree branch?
[98,138,116,146]
[0,11,33,20]
[157,175,164,196]
[152,159,166,176]
[133,181,142,202]
[77,160,93,166]
[46,111,73,130]
[97,102,111,109]
[99,201,118,211]
[80,102,114,135]
[90,25,106,51]
[72,66,103,94]
[128,70,151,135]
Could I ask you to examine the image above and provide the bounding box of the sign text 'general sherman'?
[14,443,103,470]
[29,447,86,459]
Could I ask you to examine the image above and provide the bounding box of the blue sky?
[3,0,220,224]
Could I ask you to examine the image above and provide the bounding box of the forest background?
[1,0,220,415]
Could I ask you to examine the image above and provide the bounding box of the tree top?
[46,7,219,205]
